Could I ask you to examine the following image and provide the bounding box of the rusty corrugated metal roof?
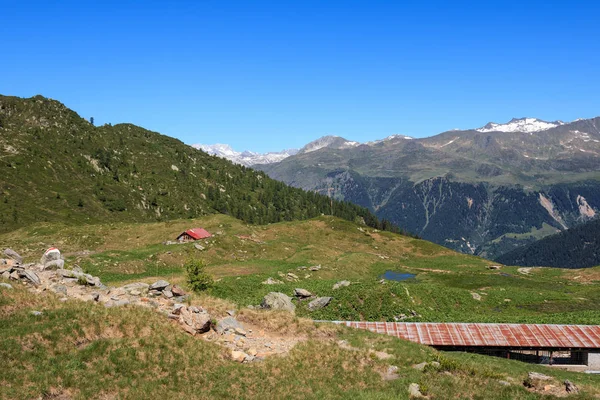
[338,322,600,349]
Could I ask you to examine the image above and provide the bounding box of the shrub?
[185,258,213,292]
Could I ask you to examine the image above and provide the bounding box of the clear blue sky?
[2,1,599,152]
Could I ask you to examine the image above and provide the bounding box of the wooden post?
[549,351,554,366]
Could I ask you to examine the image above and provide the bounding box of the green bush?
[185,259,213,292]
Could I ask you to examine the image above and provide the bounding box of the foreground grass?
[2,283,600,399]
[2,215,600,324]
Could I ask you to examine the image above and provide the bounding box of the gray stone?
[1,271,10,280]
[43,259,64,270]
[19,270,41,286]
[50,284,68,295]
[172,303,185,315]
[260,292,295,312]
[0,282,13,289]
[309,265,321,271]
[194,244,205,251]
[121,282,149,293]
[408,383,425,398]
[294,288,312,298]
[179,308,211,334]
[40,249,61,265]
[9,271,19,280]
[498,380,511,386]
[31,311,43,316]
[149,280,170,291]
[216,316,244,334]
[525,372,553,389]
[565,379,579,393]
[471,292,482,301]
[262,277,283,285]
[163,289,173,298]
[333,280,350,290]
[4,248,23,264]
[91,292,100,302]
[189,306,201,313]
[129,290,142,296]
[226,309,236,316]
[308,296,332,311]
[488,265,502,270]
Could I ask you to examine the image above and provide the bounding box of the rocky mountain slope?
[256,117,600,259]
[497,217,600,269]
[0,94,389,233]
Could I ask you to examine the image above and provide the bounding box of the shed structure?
[176,228,212,242]
[334,321,600,371]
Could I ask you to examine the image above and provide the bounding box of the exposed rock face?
[216,316,245,335]
[261,292,295,312]
[308,297,332,311]
[19,270,41,286]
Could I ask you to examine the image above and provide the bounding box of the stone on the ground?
[1,271,10,280]
[121,282,149,293]
[488,265,502,270]
[0,282,13,289]
[9,271,19,280]
[262,277,283,285]
[498,380,511,386]
[172,303,185,315]
[309,265,321,271]
[194,244,205,251]
[149,280,170,291]
[261,292,295,312]
[471,292,482,301]
[216,316,245,334]
[524,372,553,389]
[565,380,579,393]
[226,309,236,316]
[333,280,350,290]
[412,361,440,371]
[43,259,64,270]
[179,307,211,334]
[230,350,247,363]
[31,310,43,316]
[50,284,67,295]
[171,285,186,296]
[41,248,61,265]
[286,272,299,281]
[163,289,173,298]
[57,268,78,278]
[247,348,258,357]
[91,292,100,302]
[4,248,23,264]
[19,270,41,286]
[408,383,425,398]
[308,296,332,311]
[294,288,312,298]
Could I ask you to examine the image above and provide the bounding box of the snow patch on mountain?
[366,134,413,145]
[477,118,564,134]
[192,143,298,166]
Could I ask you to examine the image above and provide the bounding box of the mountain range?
[199,116,600,260]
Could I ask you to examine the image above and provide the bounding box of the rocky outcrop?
[4,248,23,264]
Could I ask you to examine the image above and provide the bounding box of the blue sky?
[2,1,599,152]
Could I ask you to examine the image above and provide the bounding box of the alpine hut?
[176,228,212,242]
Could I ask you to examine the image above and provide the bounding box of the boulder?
[565,380,579,394]
[408,383,425,398]
[171,285,186,297]
[261,292,295,312]
[308,296,332,311]
[149,280,170,291]
[172,303,185,315]
[41,248,61,265]
[19,270,41,286]
[1,271,10,280]
[230,350,247,363]
[4,248,23,264]
[179,307,211,334]
[333,280,350,290]
[216,316,244,335]
[471,292,482,301]
[43,259,65,270]
[0,282,13,289]
[294,288,312,298]
[524,372,553,389]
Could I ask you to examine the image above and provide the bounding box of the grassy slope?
[2,284,600,400]
[3,215,600,324]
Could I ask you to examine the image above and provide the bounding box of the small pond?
[380,270,416,281]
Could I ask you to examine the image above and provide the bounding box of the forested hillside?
[497,218,600,268]
[0,95,395,233]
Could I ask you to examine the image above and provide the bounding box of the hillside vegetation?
[3,214,600,325]
[497,218,600,269]
[0,95,393,234]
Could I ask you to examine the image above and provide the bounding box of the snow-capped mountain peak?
[192,143,298,166]
[477,118,564,133]
[298,135,359,154]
